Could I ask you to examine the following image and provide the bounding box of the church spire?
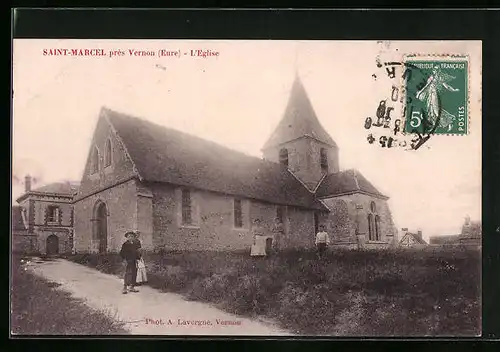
[262,74,337,151]
[261,74,340,189]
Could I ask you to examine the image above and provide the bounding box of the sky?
[12,40,482,240]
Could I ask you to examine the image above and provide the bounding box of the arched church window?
[279,148,289,167]
[368,202,381,241]
[368,213,374,241]
[375,215,381,241]
[233,198,243,228]
[104,139,112,167]
[276,206,284,224]
[320,148,328,173]
[91,146,99,174]
[182,189,192,225]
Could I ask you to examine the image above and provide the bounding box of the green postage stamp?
[403,54,469,135]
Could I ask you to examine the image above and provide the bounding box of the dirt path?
[25,258,292,336]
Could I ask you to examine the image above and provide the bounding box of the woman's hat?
[124,231,137,238]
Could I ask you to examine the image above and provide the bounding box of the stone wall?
[12,233,37,254]
[14,195,75,255]
[74,111,155,253]
[73,179,146,253]
[13,228,72,255]
[320,198,356,243]
[32,198,73,227]
[150,182,249,251]
[262,137,339,190]
[76,114,138,198]
[149,182,317,251]
[286,206,317,248]
[137,184,154,250]
[35,228,72,254]
[321,192,397,248]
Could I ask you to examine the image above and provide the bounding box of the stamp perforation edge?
[399,53,471,137]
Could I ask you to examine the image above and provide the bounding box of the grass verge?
[11,255,128,335]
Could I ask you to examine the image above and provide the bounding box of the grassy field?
[10,255,128,335]
[65,247,481,336]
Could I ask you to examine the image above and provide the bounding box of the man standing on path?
[315,225,330,259]
[120,231,141,294]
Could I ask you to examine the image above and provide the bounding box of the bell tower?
[262,74,339,190]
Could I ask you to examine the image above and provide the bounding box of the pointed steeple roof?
[263,74,337,150]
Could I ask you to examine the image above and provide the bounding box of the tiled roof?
[16,182,80,203]
[400,232,427,245]
[12,206,27,231]
[31,182,80,195]
[315,169,387,199]
[262,75,337,150]
[104,108,326,210]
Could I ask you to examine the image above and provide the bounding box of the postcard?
[11,39,482,336]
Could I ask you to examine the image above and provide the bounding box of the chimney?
[25,175,32,192]
[416,230,423,240]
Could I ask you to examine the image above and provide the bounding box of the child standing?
[134,232,147,285]
[315,225,330,259]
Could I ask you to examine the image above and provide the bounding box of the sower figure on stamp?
[416,65,460,132]
[315,225,330,259]
[120,231,141,294]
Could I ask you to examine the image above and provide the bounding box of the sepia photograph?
[11,39,482,336]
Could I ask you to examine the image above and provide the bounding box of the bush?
[149,269,190,293]
[187,273,233,302]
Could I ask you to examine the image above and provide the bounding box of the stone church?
[73,75,397,253]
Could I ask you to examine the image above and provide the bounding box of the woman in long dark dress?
[119,231,141,294]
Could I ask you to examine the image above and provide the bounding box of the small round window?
[370,201,376,213]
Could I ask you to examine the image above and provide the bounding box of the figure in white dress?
[136,257,148,284]
[415,65,460,131]
[250,219,267,257]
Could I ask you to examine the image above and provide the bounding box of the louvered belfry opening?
[279,148,289,167]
